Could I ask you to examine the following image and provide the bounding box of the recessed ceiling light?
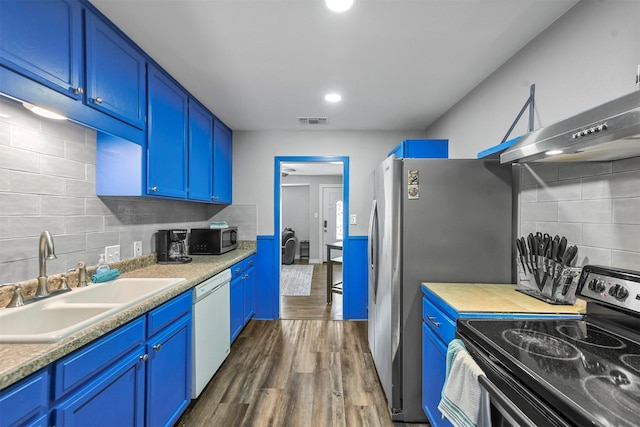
[545,149,563,156]
[326,0,354,13]
[23,102,67,120]
[325,93,342,103]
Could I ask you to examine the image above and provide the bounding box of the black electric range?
[458,265,640,427]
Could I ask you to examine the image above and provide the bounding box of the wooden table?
[326,241,342,304]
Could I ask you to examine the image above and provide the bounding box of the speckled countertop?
[0,245,255,391]
[422,283,586,314]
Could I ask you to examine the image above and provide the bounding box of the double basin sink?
[0,277,187,343]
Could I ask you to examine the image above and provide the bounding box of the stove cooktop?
[459,266,640,427]
[462,317,640,427]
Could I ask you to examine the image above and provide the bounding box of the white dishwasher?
[191,268,231,398]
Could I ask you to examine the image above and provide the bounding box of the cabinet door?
[243,266,255,324]
[55,350,145,427]
[212,119,232,204]
[422,323,453,427]
[230,276,244,342]
[85,11,146,128]
[188,100,214,202]
[147,65,188,199]
[0,0,83,99]
[0,369,49,427]
[146,317,191,427]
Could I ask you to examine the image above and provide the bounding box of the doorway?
[275,156,348,320]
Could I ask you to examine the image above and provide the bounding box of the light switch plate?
[350,214,357,225]
[105,245,120,262]
[133,241,142,257]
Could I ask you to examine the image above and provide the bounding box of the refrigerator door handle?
[368,199,379,301]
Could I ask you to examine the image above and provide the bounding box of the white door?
[321,185,343,262]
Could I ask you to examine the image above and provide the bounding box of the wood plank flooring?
[280,263,342,320]
[177,263,429,427]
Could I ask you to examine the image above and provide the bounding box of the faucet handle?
[60,273,71,291]
[1,283,25,308]
[76,262,88,287]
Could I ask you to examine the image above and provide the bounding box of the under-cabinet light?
[545,149,564,156]
[23,102,67,120]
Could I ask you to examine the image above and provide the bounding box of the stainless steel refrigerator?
[367,156,515,422]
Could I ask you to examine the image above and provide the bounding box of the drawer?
[147,291,191,337]
[54,317,145,399]
[0,368,49,427]
[230,261,244,280]
[422,296,456,344]
[243,255,256,270]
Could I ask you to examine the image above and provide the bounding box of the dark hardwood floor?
[177,263,428,427]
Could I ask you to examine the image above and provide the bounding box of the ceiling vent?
[298,117,328,125]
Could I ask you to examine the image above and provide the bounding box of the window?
[336,200,343,241]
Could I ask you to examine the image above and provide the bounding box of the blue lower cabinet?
[230,256,256,342]
[0,368,49,427]
[230,273,244,342]
[146,316,191,427]
[54,349,145,427]
[48,291,191,427]
[422,323,453,427]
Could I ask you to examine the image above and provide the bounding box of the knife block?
[516,257,581,305]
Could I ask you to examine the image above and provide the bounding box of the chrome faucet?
[36,230,57,298]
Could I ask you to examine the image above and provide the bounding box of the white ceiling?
[90,0,578,132]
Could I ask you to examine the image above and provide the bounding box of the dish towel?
[438,340,491,427]
[91,268,121,283]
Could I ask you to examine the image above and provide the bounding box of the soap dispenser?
[96,254,110,273]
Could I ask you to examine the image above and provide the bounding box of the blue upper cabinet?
[212,120,232,204]
[188,100,214,202]
[84,10,146,129]
[147,65,188,199]
[0,0,83,99]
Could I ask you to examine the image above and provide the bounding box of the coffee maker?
[156,229,192,264]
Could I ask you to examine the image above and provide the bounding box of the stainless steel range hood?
[501,90,640,163]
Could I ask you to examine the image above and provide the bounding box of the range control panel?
[578,265,640,313]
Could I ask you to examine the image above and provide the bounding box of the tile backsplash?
[518,157,640,270]
[0,97,255,284]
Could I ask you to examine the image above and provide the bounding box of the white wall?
[282,174,343,260]
[425,1,640,158]
[424,0,640,271]
[232,130,427,236]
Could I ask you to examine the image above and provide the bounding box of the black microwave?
[189,227,238,255]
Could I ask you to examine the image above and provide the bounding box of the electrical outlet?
[133,241,142,257]
[105,245,120,262]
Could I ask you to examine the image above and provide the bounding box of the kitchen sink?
[0,277,186,343]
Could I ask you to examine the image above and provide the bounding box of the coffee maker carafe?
[156,229,192,264]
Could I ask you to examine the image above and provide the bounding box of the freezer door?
[368,156,403,414]
[367,198,378,357]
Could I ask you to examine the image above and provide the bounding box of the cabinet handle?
[139,354,148,362]
[427,316,440,328]
[73,87,84,95]
[150,186,159,192]
[93,97,103,104]
[248,260,254,266]
[153,344,162,351]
